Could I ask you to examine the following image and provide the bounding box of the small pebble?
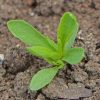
[0,54,4,64]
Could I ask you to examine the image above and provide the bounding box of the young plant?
[7,12,84,91]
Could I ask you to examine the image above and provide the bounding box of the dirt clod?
[43,78,92,99]
[3,47,34,74]
[34,0,64,16]
[72,69,88,82]
[14,71,37,99]
[85,61,100,78]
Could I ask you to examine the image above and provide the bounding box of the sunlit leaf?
[27,46,59,60]
[63,47,84,64]
[7,20,56,51]
[57,12,79,50]
[30,67,59,91]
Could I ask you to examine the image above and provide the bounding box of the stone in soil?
[0,54,6,77]
[0,54,4,65]
[36,94,46,100]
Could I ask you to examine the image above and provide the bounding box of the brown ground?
[0,0,100,100]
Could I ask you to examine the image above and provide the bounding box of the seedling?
[7,12,84,91]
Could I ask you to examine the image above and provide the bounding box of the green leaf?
[57,12,79,49]
[62,47,84,64]
[65,23,79,49]
[7,20,56,51]
[29,67,59,91]
[57,38,63,58]
[46,36,57,50]
[26,46,59,61]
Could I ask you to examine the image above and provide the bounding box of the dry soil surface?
[0,0,100,100]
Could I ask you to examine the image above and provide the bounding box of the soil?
[0,0,100,100]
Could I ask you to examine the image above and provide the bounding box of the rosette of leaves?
[7,12,84,91]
